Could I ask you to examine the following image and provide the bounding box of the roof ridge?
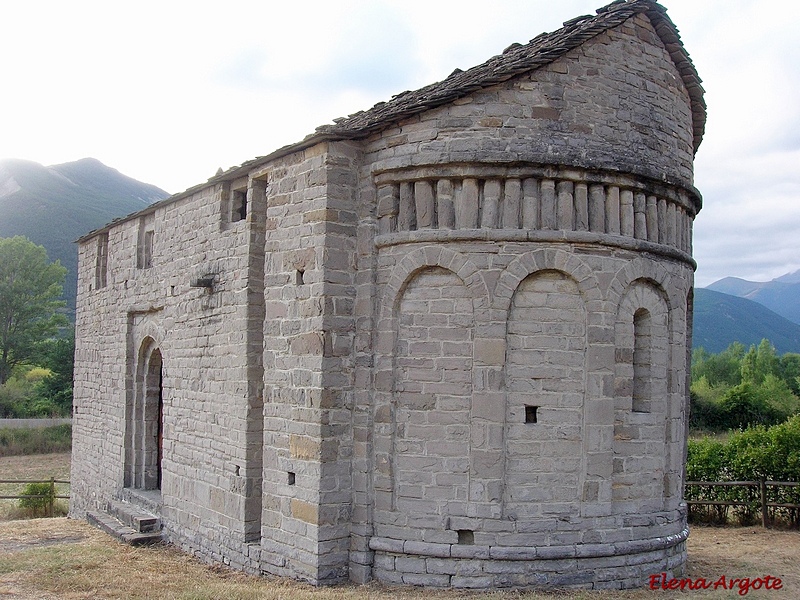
[314,0,704,152]
[78,0,706,242]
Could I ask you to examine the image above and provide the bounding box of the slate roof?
[78,0,705,242]
[316,0,706,153]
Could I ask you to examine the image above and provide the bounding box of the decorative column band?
[374,166,699,255]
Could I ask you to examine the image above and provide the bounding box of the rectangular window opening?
[232,189,247,222]
[95,233,108,289]
[456,530,474,545]
[136,215,155,270]
[632,308,652,413]
[142,230,154,268]
[525,405,538,423]
[287,472,296,485]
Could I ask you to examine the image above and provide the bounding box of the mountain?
[707,270,800,325]
[692,288,800,354]
[0,158,169,315]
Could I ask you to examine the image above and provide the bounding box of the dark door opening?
[157,367,163,489]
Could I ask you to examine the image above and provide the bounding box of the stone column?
[481,179,501,228]
[557,180,574,230]
[634,192,647,240]
[606,186,621,235]
[589,184,606,233]
[437,180,455,229]
[502,178,521,229]
[574,183,589,231]
[620,189,634,237]
[522,178,540,230]
[457,179,480,229]
[398,182,415,231]
[414,181,435,229]
[377,185,398,235]
[540,179,556,230]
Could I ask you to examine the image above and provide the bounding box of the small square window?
[525,405,538,424]
[457,530,474,545]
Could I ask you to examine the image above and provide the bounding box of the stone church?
[71,0,705,589]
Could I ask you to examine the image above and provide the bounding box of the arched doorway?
[143,348,163,490]
[125,339,164,491]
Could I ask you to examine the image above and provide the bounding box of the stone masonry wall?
[347,13,697,587]
[73,8,701,591]
[361,14,695,193]
[72,179,265,573]
[257,140,360,583]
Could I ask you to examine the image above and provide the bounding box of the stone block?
[451,575,495,588]
[290,499,318,525]
[402,573,451,586]
[473,339,506,365]
[395,556,427,574]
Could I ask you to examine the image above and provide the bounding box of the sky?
[1,0,798,287]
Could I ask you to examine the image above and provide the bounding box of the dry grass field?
[0,453,71,520]
[1,518,798,599]
[1,454,799,599]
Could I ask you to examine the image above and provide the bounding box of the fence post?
[49,477,55,518]
[760,479,768,528]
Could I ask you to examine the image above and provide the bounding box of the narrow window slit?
[232,189,247,221]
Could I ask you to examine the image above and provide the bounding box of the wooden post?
[49,477,55,518]
[760,479,768,528]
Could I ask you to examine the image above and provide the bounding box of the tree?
[0,237,67,384]
[31,332,75,415]
[692,342,745,387]
[741,338,780,385]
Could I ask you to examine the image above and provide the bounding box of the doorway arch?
[125,339,164,491]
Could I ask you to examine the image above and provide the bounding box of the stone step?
[109,501,160,533]
[87,511,162,546]
[119,488,163,514]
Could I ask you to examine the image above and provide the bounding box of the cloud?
[1,0,798,286]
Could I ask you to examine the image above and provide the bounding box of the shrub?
[0,379,30,417]
[689,387,726,431]
[718,383,781,429]
[18,481,55,517]
[687,415,800,526]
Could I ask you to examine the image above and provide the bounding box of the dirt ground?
[0,518,797,599]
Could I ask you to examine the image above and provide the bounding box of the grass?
[0,424,72,457]
[0,452,70,520]
[0,519,798,599]
[2,452,798,598]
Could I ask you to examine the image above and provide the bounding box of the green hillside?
[0,158,169,315]
[693,288,800,354]
[708,273,800,325]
